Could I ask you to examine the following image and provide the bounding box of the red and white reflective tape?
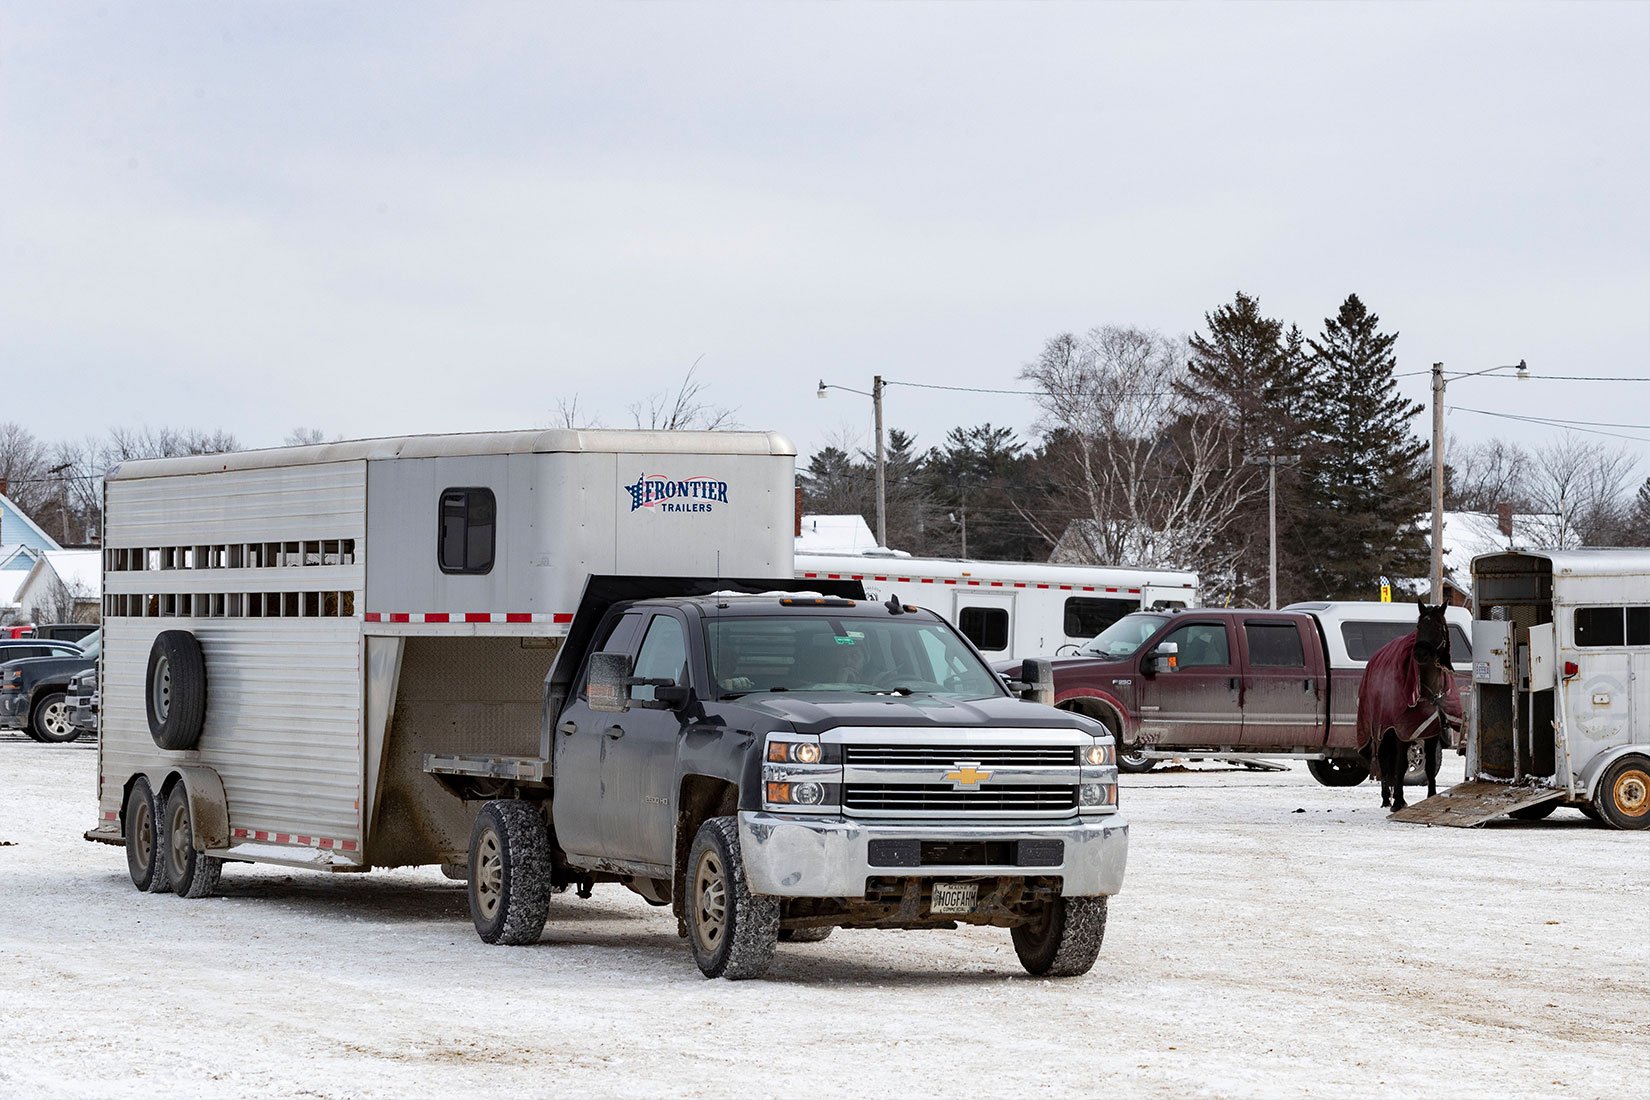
[364,612,574,625]
[102,811,117,822]
[800,572,1143,596]
[231,827,359,853]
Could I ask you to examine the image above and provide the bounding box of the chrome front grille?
[843,783,1078,813]
[843,745,1079,767]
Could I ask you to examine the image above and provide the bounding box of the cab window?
[632,616,688,702]
[1245,622,1305,667]
[1160,623,1230,668]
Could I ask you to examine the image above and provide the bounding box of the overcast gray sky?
[3,2,1647,467]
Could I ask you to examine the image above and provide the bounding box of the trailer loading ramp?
[1389,780,1565,827]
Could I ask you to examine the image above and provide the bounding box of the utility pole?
[872,375,886,548]
[49,462,72,545]
[1430,362,1446,604]
[1244,452,1300,609]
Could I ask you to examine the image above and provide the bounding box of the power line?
[1396,369,1650,381]
[1449,405,1650,445]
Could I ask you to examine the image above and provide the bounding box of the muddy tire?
[124,777,167,892]
[440,862,468,882]
[30,691,79,744]
[165,784,222,898]
[468,800,552,945]
[780,927,834,943]
[685,816,777,980]
[147,631,207,751]
[1307,757,1371,787]
[1012,895,1108,977]
[1509,799,1559,822]
[1116,747,1157,774]
[1594,756,1650,831]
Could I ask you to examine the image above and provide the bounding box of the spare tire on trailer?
[146,631,208,751]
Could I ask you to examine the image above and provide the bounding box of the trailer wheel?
[165,784,222,898]
[685,816,777,980]
[1012,895,1108,977]
[124,777,167,893]
[146,631,207,751]
[1595,756,1650,831]
[468,800,552,945]
[30,691,80,744]
[1306,757,1371,787]
[1508,800,1559,822]
[780,927,834,943]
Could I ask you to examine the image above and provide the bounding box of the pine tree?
[1180,292,1315,604]
[1299,293,1429,598]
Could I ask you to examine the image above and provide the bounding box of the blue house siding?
[0,495,62,556]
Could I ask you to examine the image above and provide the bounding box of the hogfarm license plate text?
[930,882,978,915]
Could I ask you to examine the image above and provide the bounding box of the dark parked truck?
[1,629,99,743]
[428,584,1128,979]
[998,602,1471,786]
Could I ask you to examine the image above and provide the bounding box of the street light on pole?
[1244,452,1301,609]
[1428,359,1529,603]
[816,377,887,548]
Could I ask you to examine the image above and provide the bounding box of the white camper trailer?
[795,551,1197,661]
[1395,549,1650,829]
[85,430,798,881]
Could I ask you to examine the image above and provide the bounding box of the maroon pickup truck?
[999,602,1472,787]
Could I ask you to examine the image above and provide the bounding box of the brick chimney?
[1495,502,1514,539]
[0,476,9,497]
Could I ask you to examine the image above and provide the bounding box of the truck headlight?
[764,780,837,807]
[1079,782,1117,810]
[1084,741,1116,767]
[767,740,822,764]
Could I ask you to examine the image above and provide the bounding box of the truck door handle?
[603,725,625,739]
[558,720,578,735]
[1229,677,1239,690]
[1304,678,1313,692]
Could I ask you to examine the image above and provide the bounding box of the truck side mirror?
[1019,657,1055,706]
[639,683,692,711]
[1149,641,1179,675]
[587,652,632,713]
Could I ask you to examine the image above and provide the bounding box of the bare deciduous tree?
[628,359,738,431]
[1017,327,1255,594]
[0,422,50,513]
[29,574,95,625]
[1525,435,1640,547]
[283,428,334,447]
[550,395,605,430]
[1445,435,1535,512]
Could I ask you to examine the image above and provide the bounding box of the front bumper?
[68,704,97,732]
[738,811,1129,899]
[0,693,25,727]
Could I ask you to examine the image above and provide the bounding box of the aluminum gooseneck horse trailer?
[1393,549,1650,829]
[84,429,799,889]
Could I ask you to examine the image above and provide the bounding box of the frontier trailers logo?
[625,473,730,514]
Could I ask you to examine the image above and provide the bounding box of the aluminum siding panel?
[105,462,366,546]
[100,619,363,846]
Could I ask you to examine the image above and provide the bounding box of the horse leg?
[1425,735,1441,799]
[1386,732,1408,812]
[1377,731,1392,808]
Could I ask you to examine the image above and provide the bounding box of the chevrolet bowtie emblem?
[944,762,993,789]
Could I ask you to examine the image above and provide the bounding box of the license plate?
[930,882,978,915]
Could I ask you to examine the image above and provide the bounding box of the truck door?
[552,611,646,860]
[1238,617,1326,748]
[600,612,690,869]
[954,592,1015,660]
[1137,619,1242,748]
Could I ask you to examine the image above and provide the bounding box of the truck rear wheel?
[685,816,777,980]
[1012,895,1107,977]
[124,778,167,892]
[1306,758,1370,787]
[166,784,222,898]
[1595,756,1650,831]
[468,800,552,944]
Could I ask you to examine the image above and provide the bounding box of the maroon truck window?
[1245,622,1305,667]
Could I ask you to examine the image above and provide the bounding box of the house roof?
[40,550,102,598]
[795,514,895,555]
[1422,510,1581,594]
[0,494,62,554]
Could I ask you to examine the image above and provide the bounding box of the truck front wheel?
[1012,895,1108,977]
[468,800,552,945]
[685,816,778,980]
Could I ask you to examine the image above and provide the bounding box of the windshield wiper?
[721,687,790,699]
[859,687,914,696]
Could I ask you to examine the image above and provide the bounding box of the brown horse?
[1355,602,1463,812]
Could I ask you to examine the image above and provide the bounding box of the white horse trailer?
[794,551,1197,661]
[1396,549,1650,829]
[85,429,798,888]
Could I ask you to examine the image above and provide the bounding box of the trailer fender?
[1578,745,1650,804]
[163,767,231,852]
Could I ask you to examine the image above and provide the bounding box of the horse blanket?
[1355,633,1463,755]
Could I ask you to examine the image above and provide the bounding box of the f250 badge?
[625,474,730,514]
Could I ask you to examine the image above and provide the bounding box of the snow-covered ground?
[1,736,1644,1099]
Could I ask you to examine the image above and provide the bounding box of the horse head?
[1413,600,1451,671]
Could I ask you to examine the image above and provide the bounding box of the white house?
[13,550,102,624]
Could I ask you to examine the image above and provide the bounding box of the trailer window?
[958,606,1009,652]
[438,488,496,575]
[1574,606,1650,647]
[1064,597,1135,639]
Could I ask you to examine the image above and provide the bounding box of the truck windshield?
[1077,613,1170,658]
[705,616,1006,699]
